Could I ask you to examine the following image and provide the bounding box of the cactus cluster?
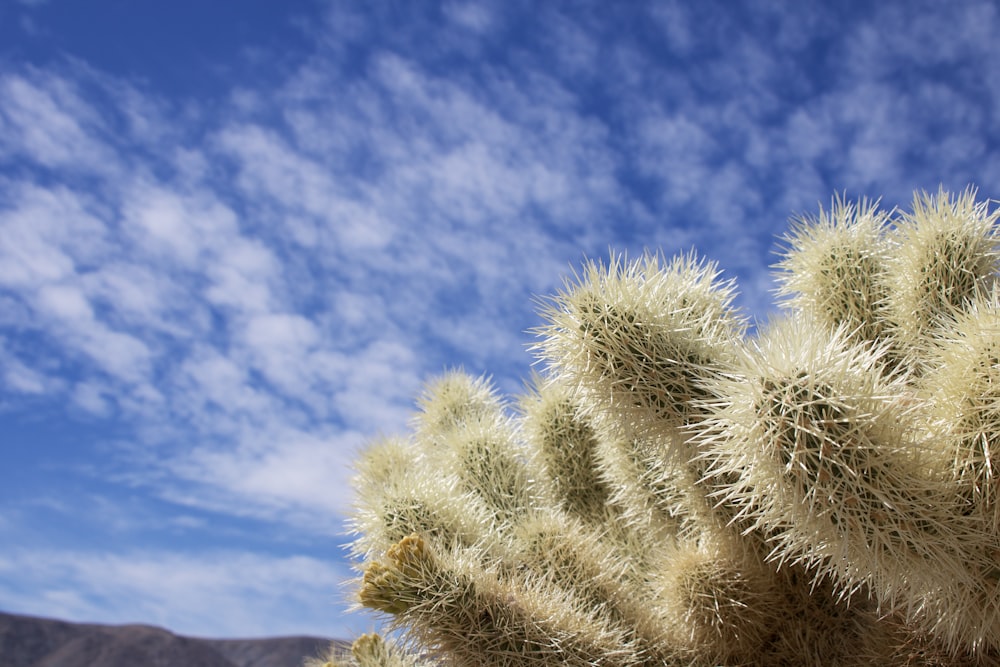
[324,188,1000,666]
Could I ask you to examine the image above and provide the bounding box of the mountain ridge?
[0,610,340,667]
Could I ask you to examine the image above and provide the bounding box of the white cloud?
[71,380,114,416]
[443,2,494,33]
[173,431,361,519]
[241,313,320,397]
[82,262,189,334]
[0,547,367,638]
[244,313,318,352]
[178,346,262,416]
[328,339,420,429]
[123,183,240,268]
[33,282,154,384]
[648,2,695,56]
[0,348,52,395]
[214,124,393,252]
[0,72,115,172]
[204,237,281,315]
[36,283,93,320]
[0,181,107,288]
[635,111,718,206]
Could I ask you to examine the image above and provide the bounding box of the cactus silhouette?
[330,187,1000,666]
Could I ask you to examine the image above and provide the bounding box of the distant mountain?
[0,611,340,667]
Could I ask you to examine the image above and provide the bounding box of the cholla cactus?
[329,187,1000,666]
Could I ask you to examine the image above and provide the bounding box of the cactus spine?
[328,188,1000,666]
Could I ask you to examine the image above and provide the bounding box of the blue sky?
[1,0,999,641]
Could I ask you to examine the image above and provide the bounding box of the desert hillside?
[0,611,339,667]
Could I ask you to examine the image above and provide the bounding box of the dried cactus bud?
[350,633,425,667]
[358,534,434,615]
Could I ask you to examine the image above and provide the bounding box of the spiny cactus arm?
[516,379,793,666]
[650,535,784,665]
[920,288,1000,525]
[749,566,897,666]
[877,614,984,667]
[437,419,538,530]
[774,194,894,347]
[509,513,641,612]
[507,512,688,664]
[587,428,689,540]
[353,633,432,667]
[412,371,507,444]
[303,644,348,667]
[886,186,1000,363]
[349,436,498,561]
[412,372,544,533]
[517,372,688,541]
[516,376,614,525]
[358,533,653,667]
[532,251,746,533]
[912,291,1000,655]
[534,251,746,440]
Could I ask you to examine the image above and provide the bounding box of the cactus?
[328,187,1000,666]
